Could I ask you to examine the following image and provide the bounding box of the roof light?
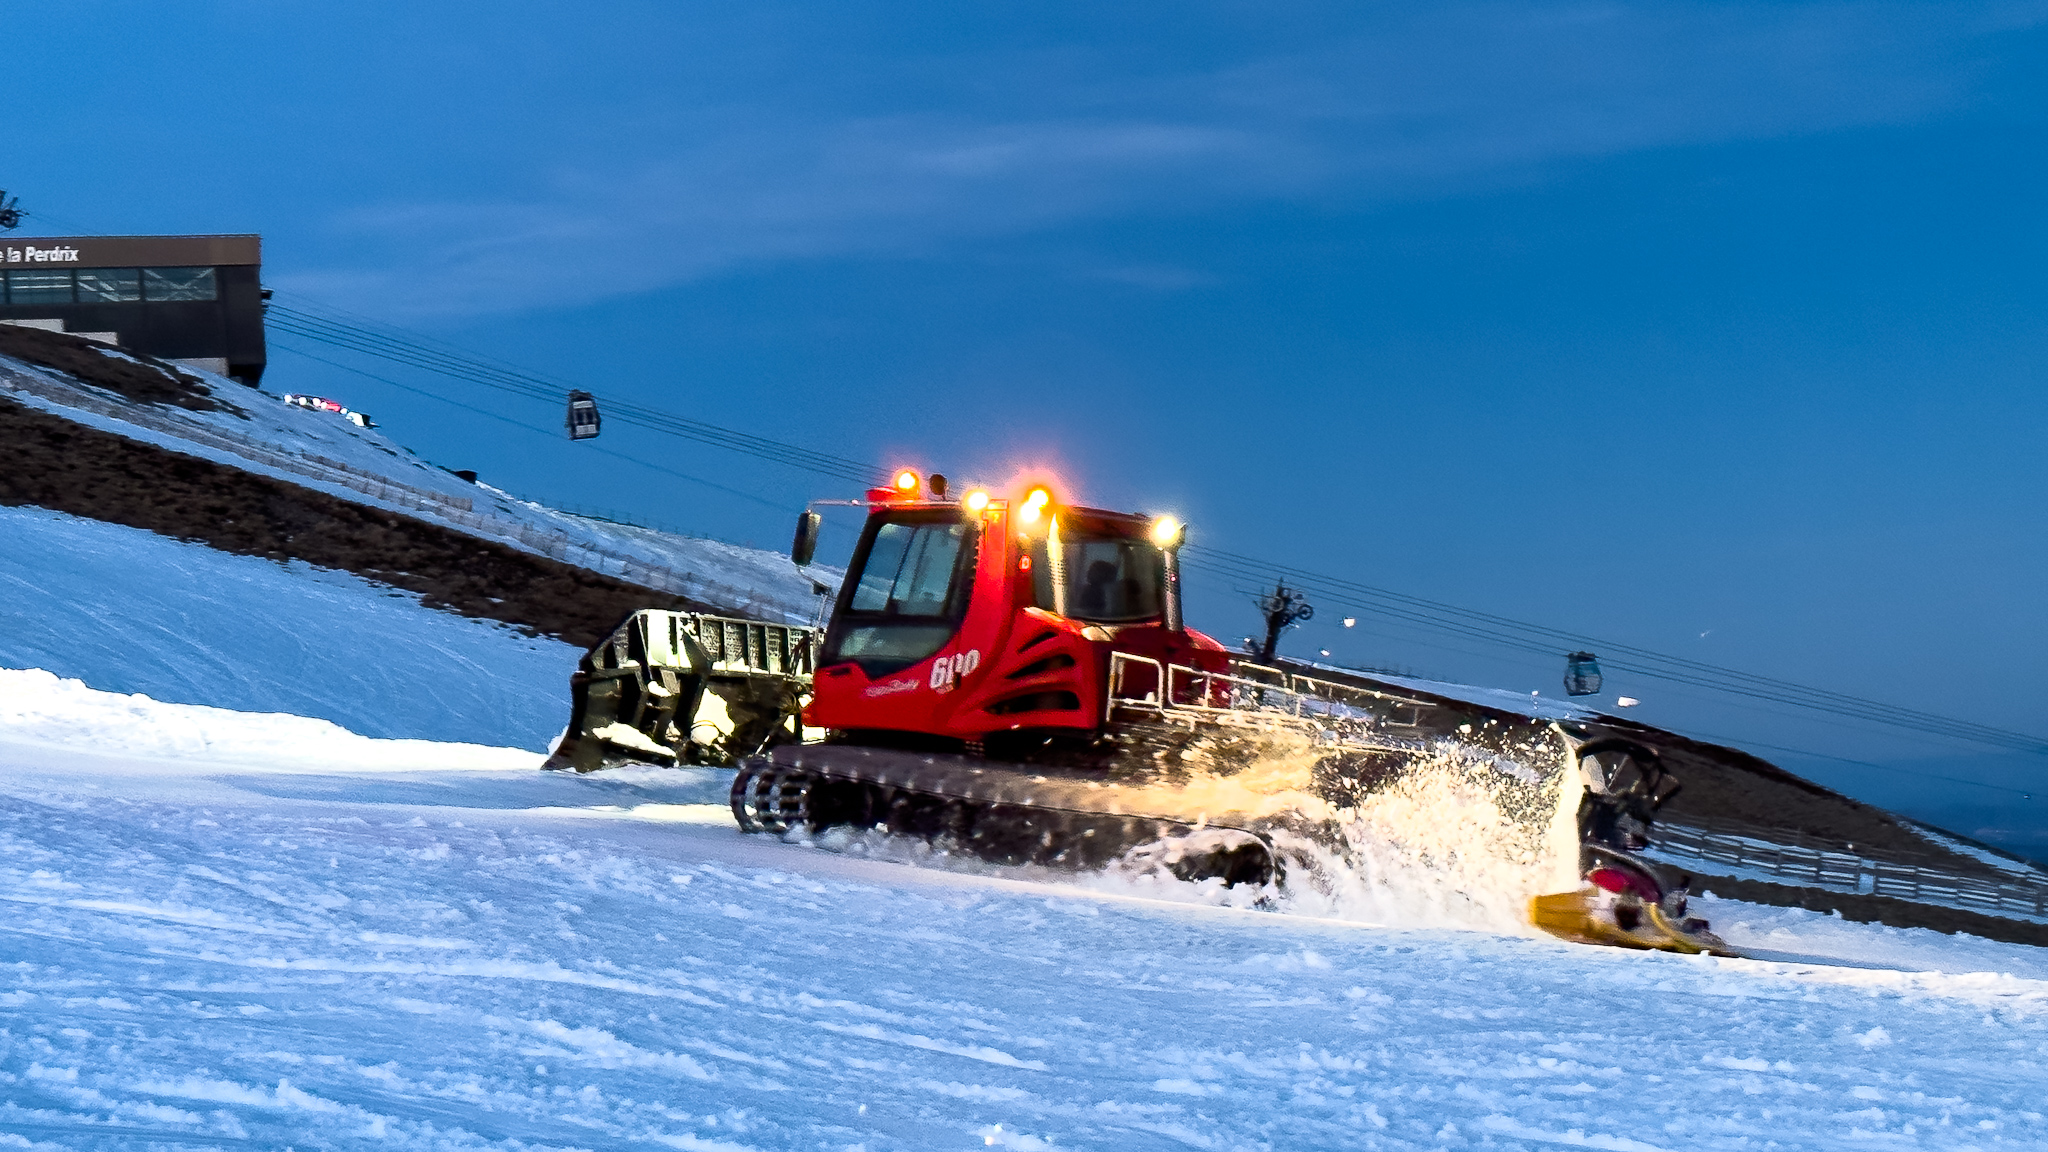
[1019,486,1052,524]
[965,490,990,512]
[894,470,920,494]
[1148,515,1184,548]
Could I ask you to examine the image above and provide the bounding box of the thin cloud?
[273,1,2048,317]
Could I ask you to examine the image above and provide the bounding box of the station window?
[143,266,217,301]
[77,268,142,303]
[0,266,223,305]
[5,269,76,305]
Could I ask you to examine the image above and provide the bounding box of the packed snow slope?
[0,505,579,751]
[1,673,2046,1152]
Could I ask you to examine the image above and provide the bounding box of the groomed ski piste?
[5,510,2048,1150]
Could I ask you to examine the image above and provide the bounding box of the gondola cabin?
[566,390,602,440]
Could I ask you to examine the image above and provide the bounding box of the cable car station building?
[0,234,266,384]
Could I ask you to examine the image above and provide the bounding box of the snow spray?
[795,721,1585,935]
[1100,723,1583,933]
[1270,732,1581,932]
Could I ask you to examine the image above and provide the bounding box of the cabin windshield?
[822,511,979,676]
[1033,516,1165,624]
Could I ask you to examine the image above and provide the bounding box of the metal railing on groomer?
[1105,651,1430,752]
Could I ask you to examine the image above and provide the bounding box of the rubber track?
[729,744,1279,886]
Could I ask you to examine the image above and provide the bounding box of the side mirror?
[791,511,822,567]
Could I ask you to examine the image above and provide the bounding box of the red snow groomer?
[549,468,1729,953]
[723,470,1726,951]
[739,470,1279,883]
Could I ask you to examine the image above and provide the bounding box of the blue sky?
[8,2,2047,844]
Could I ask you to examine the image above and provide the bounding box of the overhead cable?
[1180,545,2048,755]
[267,291,2047,760]
[265,303,884,485]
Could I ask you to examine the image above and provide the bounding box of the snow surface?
[0,506,579,751]
[1,674,2046,1150]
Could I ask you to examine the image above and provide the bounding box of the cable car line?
[1130,563,2043,795]
[270,339,812,515]
[265,303,885,485]
[1181,545,2047,752]
[1184,546,2048,753]
[1179,546,2048,756]
[265,292,2045,762]
[267,305,879,482]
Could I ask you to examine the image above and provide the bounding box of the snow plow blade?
[1529,887,1736,956]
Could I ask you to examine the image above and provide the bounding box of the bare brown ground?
[0,323,227,412]
[0,396,702,649]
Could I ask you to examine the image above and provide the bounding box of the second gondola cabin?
[1563,651,1603,697]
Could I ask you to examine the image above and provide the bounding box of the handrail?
[1105,651,1421,752]
[1105,652,1167,717]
